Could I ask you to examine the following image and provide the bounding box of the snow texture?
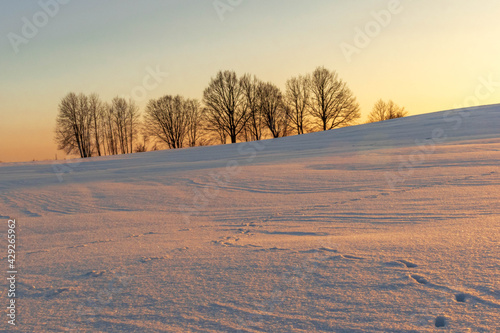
[0,105,499,332]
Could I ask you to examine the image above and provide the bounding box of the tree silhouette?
[258,82,289,138]
[367,99,408,123]
[203,70,248,144]
[110,97,140,154]
[185,99,204,147]
[309,67,360,131]
[144,95,190,149]
[241,74,264,141]
[55,66,373,159]
[55,93,94,158]
[285,75,310,135]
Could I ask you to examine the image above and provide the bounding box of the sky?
[1,0,499,162]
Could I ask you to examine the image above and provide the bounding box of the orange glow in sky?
[1,0,499,162]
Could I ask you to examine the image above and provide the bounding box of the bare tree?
[55,93,93,158]
[185,99,204,147]
[204,112,228,145]
[285,75,310,135]
[112,97,131,154]
[103,102,118,155]
[203,70,247,144]
[106,97,140,154]
[258,82,289,138]
[88,94,104,156]
[56,93,139,158]
[367,99,408,123]
[78,94,94,157]
[144,95,189,149]
[126,99,140,153]
[134,133,149,153]
[309,67,361,131]
[240,74,264,141]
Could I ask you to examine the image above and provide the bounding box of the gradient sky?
[1,0,499,162]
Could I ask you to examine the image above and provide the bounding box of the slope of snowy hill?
[0,104,499,332]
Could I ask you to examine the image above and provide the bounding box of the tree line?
[55,93,141,158]
[55,66,407,158]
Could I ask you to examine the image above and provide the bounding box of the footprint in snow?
[434,316,447,328]
[24,287,71,299]
[455,293,468,303]
[45,288,69,299]
[397,259,418,268]
[410,274,429,285]
[326,254,365,261]
[82,270,106,278]
[140,256,168,263]
[342,254,365,260]
[253,247,289,252]
[300,247,338,254]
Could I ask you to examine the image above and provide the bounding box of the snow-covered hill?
[1,104,499,332]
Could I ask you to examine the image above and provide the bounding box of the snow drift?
[0,104,499,332]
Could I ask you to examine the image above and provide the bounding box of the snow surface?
[0,104,499,332]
